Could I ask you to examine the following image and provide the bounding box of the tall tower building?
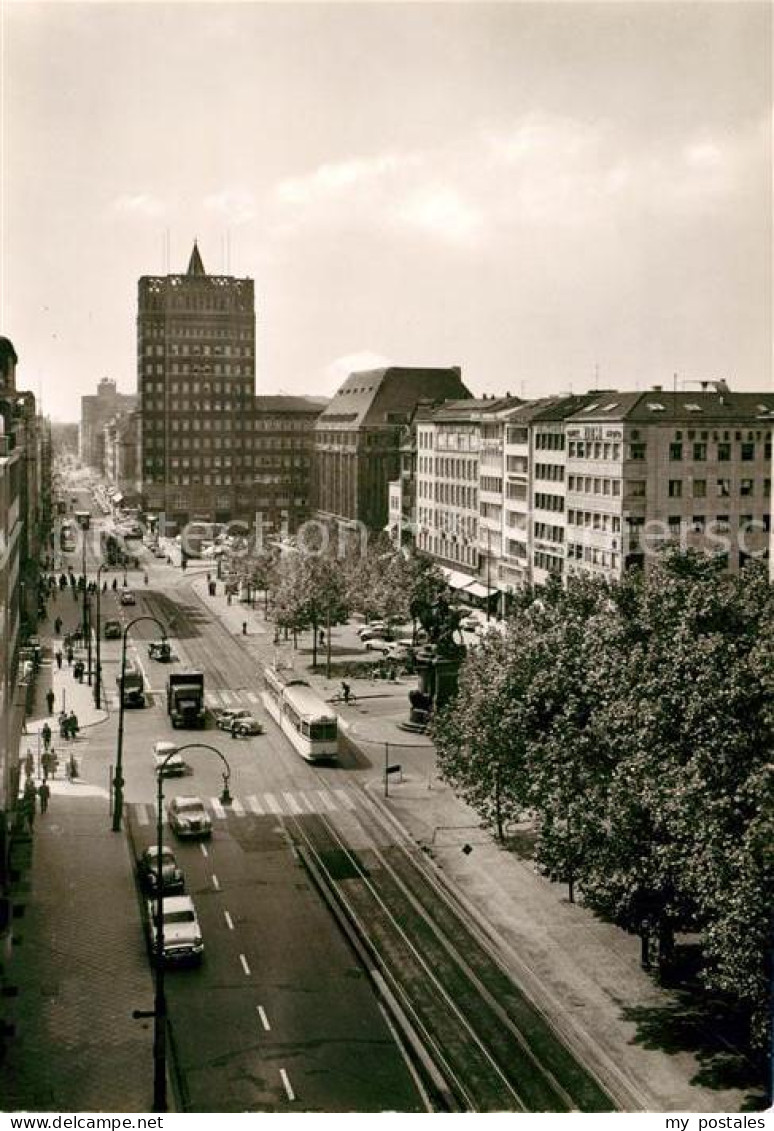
[137,242,256,525]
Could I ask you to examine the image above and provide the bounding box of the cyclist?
[341,680,351,705]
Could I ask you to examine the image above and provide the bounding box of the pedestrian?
[68,711,79,740]
[102,580,107,593]
[54,649,62,670]
[54,616,62,634]
[59,713,68,741]
[112,578,117,591]
[67,754,78,781]
[41,722,52,751]
[242,621,247,635]
[230,717,239,739]
[59,574,67,590]
[24,750,34,778]
[74,660,84,683]
[50,750,59,778]
[227,593,232,606]
[46,686,56,713]
[23,792,35,833]
[319,628,325,646]
[38,780,50,814]
[66,647,74,666]
[41,750,51,779]
[341,680,351,705]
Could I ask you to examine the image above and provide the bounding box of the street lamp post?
[94,564,105,708]
[113,614,168,832]
[152,743,232,1112]
[81,530,89,637]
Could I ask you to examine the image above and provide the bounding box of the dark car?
[104,619,122,639]
[148,640,172,662]
[167,796,212,838]
[138,844,185,895]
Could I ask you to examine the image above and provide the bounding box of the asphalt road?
[58,486,426,1112]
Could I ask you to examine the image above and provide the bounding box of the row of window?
[480,476,503,494]
[533,522,564,544]
[568,440,622,461]
[669,441,770,462]
[534,550,563,574]
[143,363,252,378]
[567,511,622,533]
[417,456,478,480]
[567,544,619,570]
[143,342,253,357]
[534,492,565,513]
[568,475,622,497]
[141,324,252,340]
[535,463,565,482]
[534,432,565,451]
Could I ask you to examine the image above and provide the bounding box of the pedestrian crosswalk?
[131,786,358,825]
[105,687,262,711]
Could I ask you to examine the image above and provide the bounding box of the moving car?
[138,845,185,895]
[120,590,136,606]
[357,623,393,642]
[364,638,392,653]
[146,895,203,964]
[154,740,186,777]
[167,795,212,838]
[104,619,122,639]
[215,708,263,735]
[148,640,172,662]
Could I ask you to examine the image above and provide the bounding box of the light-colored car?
[382,643,412,662]
[460,615,481,632]
[146,894,203,963]
[357,622,388,640]
[364,638,392,653]
[215,708,263,735]
[138,845,185,895]
[154,740,186,777]
[167,795,212,838]
[120,590,136,606]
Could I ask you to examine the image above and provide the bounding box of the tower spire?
[186,240,205,276]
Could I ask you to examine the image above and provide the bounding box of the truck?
[117,662,145,707]
[167,671,206,729]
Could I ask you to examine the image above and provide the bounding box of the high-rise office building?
[137,242,256,526]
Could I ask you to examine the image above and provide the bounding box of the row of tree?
[229,534,451,663]
[432,550,773,1055]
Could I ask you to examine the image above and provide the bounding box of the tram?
[261,667,338,762]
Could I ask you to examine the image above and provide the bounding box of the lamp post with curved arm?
[113,614,168,833]
[93,562,106,709]
[152,743,232,1113]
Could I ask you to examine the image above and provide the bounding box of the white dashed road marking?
[212,874,220,891]
[282,792,303,815]
[316,790,337,813]
[224,910,234,930]
[200,843,209,858]
[264,793,282,815]
[257,1006,271,1032]
[239,953,251,976]
[210,797,226,819]
[230,797,245,817]
[333,789,356,811]
[280,1069,295,1102]
[246,794,263,814]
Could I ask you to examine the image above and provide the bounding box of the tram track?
[283,807,616,1113]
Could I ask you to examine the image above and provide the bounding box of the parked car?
[104,619,122,639]
[382,642,412,662]
[364,638,392,653]
[146,894,203,964]
[138,844,185,895]
[215,708,263,735]
[120,590,136,606]
[167,796,212,838]
[154,740,186,777]
[460,615,480,632]
[357,622,388,639]
[359,626,395,643]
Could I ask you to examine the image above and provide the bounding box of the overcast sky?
[2,1,770,421]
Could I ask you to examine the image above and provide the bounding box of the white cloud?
[275,153,407,208]
[397,185,483,246]
[203,188,256,225]
[321,350,394,391]
[109,193,166,218]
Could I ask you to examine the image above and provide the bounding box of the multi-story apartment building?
[79,377,136,470]
[137,243,324,531]
[103,410,140,504]
[415,397,516,601]
[314,366,470,533]
[565,383,773,580]
[412,381,772,602]
[0,337,51,898]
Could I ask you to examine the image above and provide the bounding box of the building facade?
[79,378,135,470]
[413,382,772,603]
[0,338,51,906]
[137,243,323,532]
[314,366,470,533]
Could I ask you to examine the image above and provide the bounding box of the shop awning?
[441,567,475,590]
[463,581,497,599]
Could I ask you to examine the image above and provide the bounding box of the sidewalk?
[3,601,154,1113]
[4,791,155,1112]
[193,576,757,1113]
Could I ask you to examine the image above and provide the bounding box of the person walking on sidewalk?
[41,722,52,752]
[68,711,79,740]
[46,687,56,713]
[66,646,74,667]
[54,616,62,634]
[38,780,50,814]
[54,649,63,670]
[59,711,69,741]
